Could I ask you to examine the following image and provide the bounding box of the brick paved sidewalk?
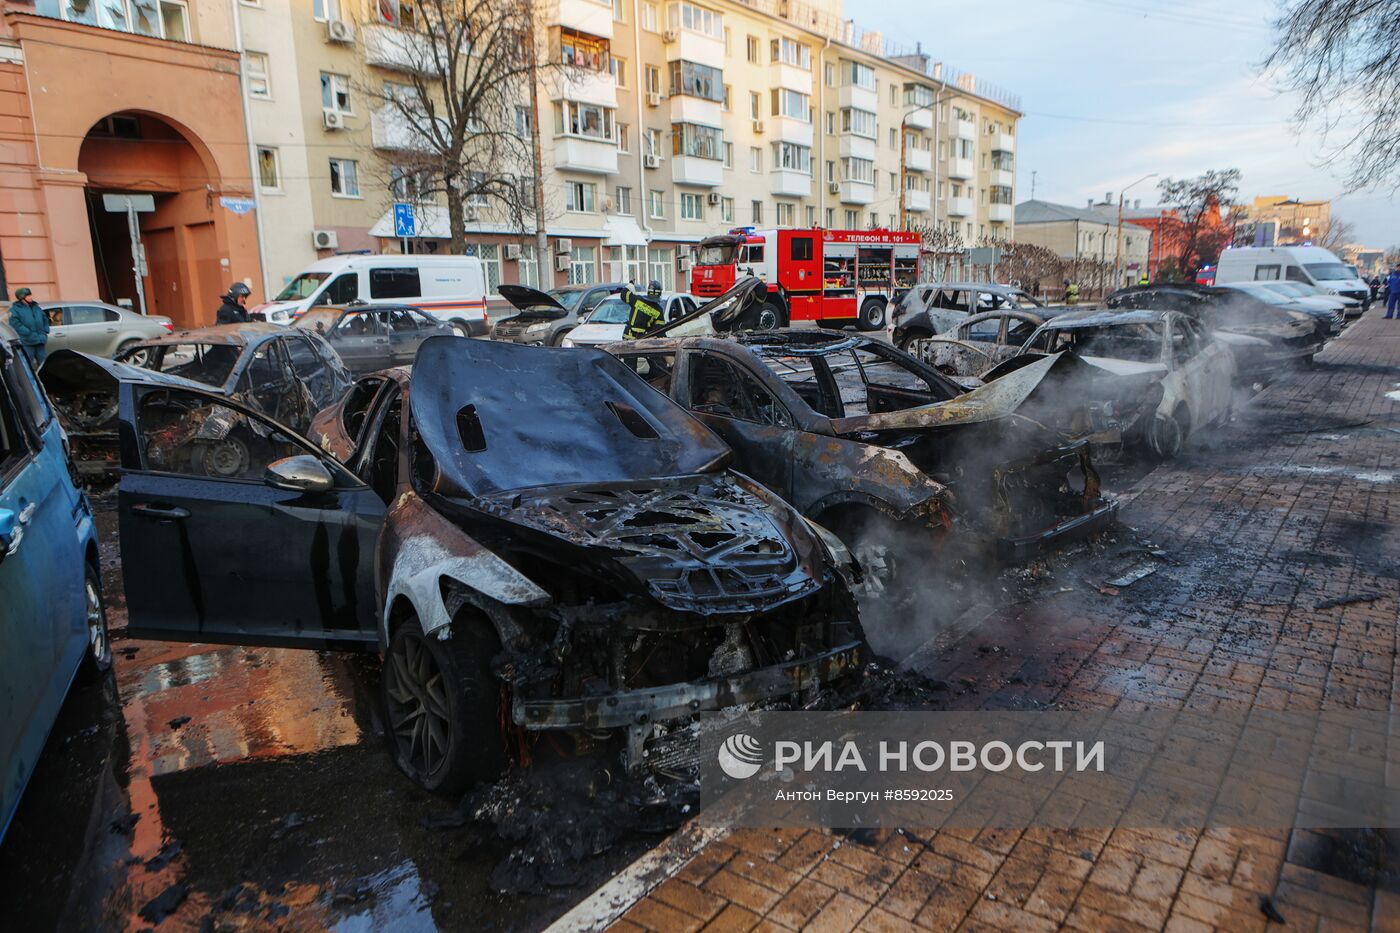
[585,310,1400,933]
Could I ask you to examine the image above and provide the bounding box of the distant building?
[1013,199,1151,290]
[1339,244,1385,278]
[1233,196,1331,246]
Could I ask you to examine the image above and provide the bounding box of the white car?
[561,292,699,348]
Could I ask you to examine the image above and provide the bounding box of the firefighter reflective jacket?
[622,289,663,339]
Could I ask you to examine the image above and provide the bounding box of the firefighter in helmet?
[622,280,664,339]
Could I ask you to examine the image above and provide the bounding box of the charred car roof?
[1037,309,1163,329]
[410,336,731,498]
[127,322,287,348]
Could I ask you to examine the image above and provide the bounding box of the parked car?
[605,329,1118,645]
[97,336,862,794]
[1213,245,1371,309]
[561,292,699,348]
[252,254,491,335]
[893,282,1049,351]
[40,300,173,363]
[39,323,351,476]
[292,304,454,373]
[1256,280,1361,320]
[491,283,629,346]
[1105,284,1324,381]
[1215,282,1343,336]
[0,323,108,842]
[1011,308,1236,458]
[906,309,1045,380]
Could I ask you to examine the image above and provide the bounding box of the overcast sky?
[859,0,1396,246]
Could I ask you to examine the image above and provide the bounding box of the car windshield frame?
[1031,322,1165,363]
[585,298,631,325]
[1303,262,1353,281]
[275,272,330,301]
[292,310,343,333]
[546,289,586,311]
[135,342,244,389]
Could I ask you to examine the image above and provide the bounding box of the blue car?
[0,322,109,842]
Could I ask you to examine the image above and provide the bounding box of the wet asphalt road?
[0,505,654,932]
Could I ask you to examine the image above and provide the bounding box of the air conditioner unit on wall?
[828,181,840,194]
[752,121,765,134]
[643,154,660,169]
[555,239,573,254]
[326,19,355,43]
[677,255,692,271]
[663,30,679,42]
[707,192,721,206]
[646,92,662,108]
[555,253,571,272]
[504,243,522,260]
[323,110,346,130]
[312,229,338,250]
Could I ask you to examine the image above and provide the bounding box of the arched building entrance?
[79,112,227,326]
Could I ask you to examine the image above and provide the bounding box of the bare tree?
[366,0,553,257]
[984,240,1064,292]
[1156,170,1240,277]
[911,223,967,281]
[1265,1,1400,190]
[1315,217,1355,251]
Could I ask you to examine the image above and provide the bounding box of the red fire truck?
[689,227,921,330]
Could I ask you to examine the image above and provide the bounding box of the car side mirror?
[265,455,334,493]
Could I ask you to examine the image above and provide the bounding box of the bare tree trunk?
[447,190,467,255]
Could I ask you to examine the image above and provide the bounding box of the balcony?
[840,180,874,205]
[948,157,973,179]
[991,130,1015,152]
[672,155,723,187]
[772,116,813,146]
[903,95,935,130]
[553,0,614,39]
[771,62,811,93]
[953,118,976,140]
[906,147,931,172]
[553,68,618,108]
[664,30,724,69]
[947,196,973,217]
[364,23,438,74]
[554,136,618,174]
[371,107,447,152]
[988,203,1013,223]
[990,168,1014,187]
[838,84,878,112]
[670,95,722,127]
[904,189,931,213]
[771,170,811,198]
[839,134,876,161]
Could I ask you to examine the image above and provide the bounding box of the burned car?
[605,329,1118,620]
[40,324,351,476]
[109,336,862,793]
[893,282,1050,351]
[1000,308,1236,459]
[906,309,1046,381]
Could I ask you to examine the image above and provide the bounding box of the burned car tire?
[1146,409,1187,460]
[857,298,888,331]
[382,619,505,795]
[77,561,112,683]
[896,327,932,352]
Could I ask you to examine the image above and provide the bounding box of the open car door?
[117,382,385,649]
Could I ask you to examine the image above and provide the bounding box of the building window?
[640,2,657,31]
[845,209,857,227]
[825,111,835,134]
[905,85,935,108]
[649,189,665,218]
[645,128,663,157]
[612,0,627,22]
[770,88,811,122]
[776,202,795,226]
[321,72,351,114]
[889,127,897,149]
[723,142,733,168]
[470,244,502,293]
[610,56,628,86]
[256,146,280,191]
[721,197,734,222]
[670,60,724,102]
[158,0,189,41]
[607,244,646,282]
[518,245,539,288]
[990,185,1013,205]
[617,122,631,153]
[514,105,532,137]
[771,142,811,174]
[746,35,759,62]
[840,108,876,138]
[329,158,359,197]
[750,201,763,223]
[668,2,722,39]
[390,164,431,202]
[645,65,661,94]
[313,0,340,21]
[570,245,597,285]
[671,122,723,160]
[770,37,810,69]
[824,62,835,86]
[844,61,875,89]
[616,186,632,214]
[566,181,597,212]
[840,157,873,183]
[245,51,271,99]
[681,192,704,221]
[749,146,762,173]
[805,205,815,226]
[554,101,616,141]
[722,84,731,111]
[649,247,675,290]
[749,91,761,120]
[561,28,610,71]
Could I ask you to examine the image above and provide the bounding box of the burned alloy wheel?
[77,562,112,682]
[381,620,504,795]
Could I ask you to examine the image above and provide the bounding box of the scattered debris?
[1105,564,1159,588]
[1314,592,1383,610]
[167,716,192,730]
[832,827,881,847]
[1259,894,1286,923]
[144,840,183,872]
[137,882,188,925]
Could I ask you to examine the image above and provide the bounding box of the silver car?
[41,301,173,363]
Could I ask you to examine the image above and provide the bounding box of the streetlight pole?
[897,99,936,230]
[1114,172,1157,288]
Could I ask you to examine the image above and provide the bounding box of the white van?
[1214,246,1371,308]
[253,254,490,335]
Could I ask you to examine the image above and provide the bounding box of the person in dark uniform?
[216,282,252,325]
[622,280,664,339]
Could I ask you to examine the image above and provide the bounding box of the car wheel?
[549,328,573,347]
[755,301,784,330]
[857,298,888,331]
[116,340,150,367]
[449,321,471,339]
[77,561,112,682]
[897,328,933,352]
[1146,408,1187,459]
[190,435,251,478]
[381,618,504,795]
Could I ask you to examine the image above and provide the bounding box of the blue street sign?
[394,202,416,238]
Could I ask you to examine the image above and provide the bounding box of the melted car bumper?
[996,498,1120,563]
[513,640,863,730]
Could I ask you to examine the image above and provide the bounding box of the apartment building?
[1233,195,1331,247]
